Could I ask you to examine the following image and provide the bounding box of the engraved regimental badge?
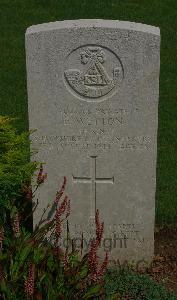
[64,45,124,101]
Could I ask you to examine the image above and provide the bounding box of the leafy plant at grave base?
[0,118,176,300]
[104,268,177,300]
[0,116,37,230]
[0,170,109,300]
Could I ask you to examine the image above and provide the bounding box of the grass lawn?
[0,0,177,225]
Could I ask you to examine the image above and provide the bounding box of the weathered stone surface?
[26,19,160,264]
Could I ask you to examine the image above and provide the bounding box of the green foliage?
[0,176,106,299]
[105,269,177,300]
[0,116,36,210]
[0,0,177,226]
[0,116,176,298]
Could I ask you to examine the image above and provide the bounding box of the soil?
[146,227,177,293]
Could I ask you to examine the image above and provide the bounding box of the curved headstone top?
[26,19,160,35]
[26,19,160,265]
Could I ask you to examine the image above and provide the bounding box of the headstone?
[26,19,160,265]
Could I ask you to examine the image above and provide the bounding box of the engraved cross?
[72,156,114,218]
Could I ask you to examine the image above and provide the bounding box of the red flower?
[88,239,99,281]
[53,177,70,252]
[55,217,62,239]
[37,164,47,185]
[24,263,35,296]
[88,209,108,282]
[55,176,67,205]
[97,251,109,279]
[55,194,70,244]
[56,196,68,217]
[95,209,104,246]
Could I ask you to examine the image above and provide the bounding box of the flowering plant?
[0,165,109,299]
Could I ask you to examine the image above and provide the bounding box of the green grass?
[0,0,177,225]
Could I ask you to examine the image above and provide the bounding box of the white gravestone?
[26,20,160,264]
